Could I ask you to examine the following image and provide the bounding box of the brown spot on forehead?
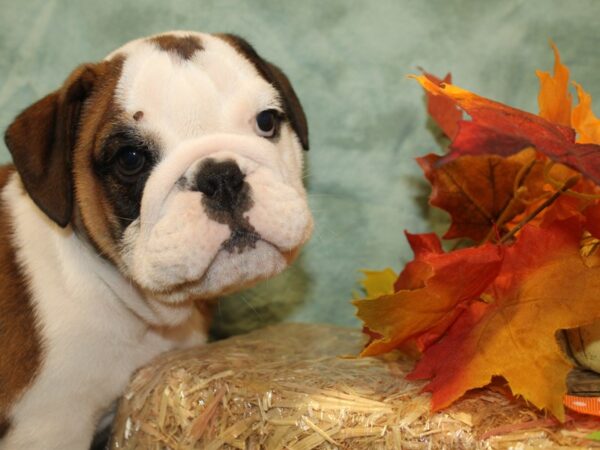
[133,110,144,121]
[149,34,203,60]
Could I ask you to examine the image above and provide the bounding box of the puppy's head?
[4,32,312,304]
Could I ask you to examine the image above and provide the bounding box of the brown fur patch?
[133,110,144,121]
[0,166,42,427]
[216,34,309,150]
[72,56,129,265]
[0,417,10,439]
[150,34,203,60]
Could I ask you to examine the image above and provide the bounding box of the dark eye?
[116,146,147,179]
[255,109,281,138]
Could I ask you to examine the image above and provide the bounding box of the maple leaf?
[407,219,600,420]
[572,81,600,145]
[584,203,600,240]
[355,48,600,423]
[354,233,502,355]
[535,43,600,145]
[536,42,572,126]
[393,232,442,292]
[412,75,600,185]
[418,149,545,242]
[359,268,397,298]
[506,161,600,233]
[423,72,462,140]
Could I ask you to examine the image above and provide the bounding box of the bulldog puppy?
[0,31,312,450]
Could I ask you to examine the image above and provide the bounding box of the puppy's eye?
[255,109,281,138]
[116,146,147,179]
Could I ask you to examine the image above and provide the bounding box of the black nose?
[196,159,245,211]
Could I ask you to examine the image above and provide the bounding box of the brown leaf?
[418,149,545,242]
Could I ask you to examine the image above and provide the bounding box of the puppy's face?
[5,32,312,304]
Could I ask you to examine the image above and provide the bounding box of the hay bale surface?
[110,323,600,449]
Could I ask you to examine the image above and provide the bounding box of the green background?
[1,0,598,335]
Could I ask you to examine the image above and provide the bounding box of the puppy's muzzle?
[140,134,283,237]
[194,158,260,253]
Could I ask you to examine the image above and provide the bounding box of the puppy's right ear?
[4,64,103,227]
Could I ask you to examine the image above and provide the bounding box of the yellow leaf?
[359,268,397,298]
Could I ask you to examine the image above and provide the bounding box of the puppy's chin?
[142,240,290,304]
[192,240,288,297]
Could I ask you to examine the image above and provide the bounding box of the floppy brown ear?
[4,64,102,227]
[217,34,309,150]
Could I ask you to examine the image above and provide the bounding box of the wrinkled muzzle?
[121,134,313,302]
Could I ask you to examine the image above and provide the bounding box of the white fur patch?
[1,175,207,450]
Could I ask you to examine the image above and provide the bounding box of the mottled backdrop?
[1,0,598,335]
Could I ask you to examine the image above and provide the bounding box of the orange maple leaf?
[536,43,600,145]
[536,42,572,126]
[418,149,545,242]
[406,219,600,420]
[572,82,600,144]
[354,233,502,356]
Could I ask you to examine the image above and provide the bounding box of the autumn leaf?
[423,72,462,140]
[584,203,600,240]
[394,232,442,292]
[418,149,545,242]
[407,218,600,420]
[412,75,600,185]
[572,81,600,144]
[506,161,600,233]
[354,233,502,355]
[359,268,397,298]
[356,47,600,423]
[536,42,572,126]
[536,43,600,145]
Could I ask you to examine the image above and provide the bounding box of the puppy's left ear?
[4,63,103,227]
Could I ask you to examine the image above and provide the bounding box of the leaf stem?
[543,161,600,201]
[499,176,579,244]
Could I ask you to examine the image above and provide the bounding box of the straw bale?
[110,323,600,449]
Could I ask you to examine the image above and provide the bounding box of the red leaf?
[423,72,462,139]
[413,75,600,185]
[354,235,503,356]
[394,232,442,291]
[407,218,600,420]
[585,203,600,239]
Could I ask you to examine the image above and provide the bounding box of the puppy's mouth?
[221,227,261,253]
[144,234,292,301]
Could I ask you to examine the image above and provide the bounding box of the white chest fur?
[1,174,207,450]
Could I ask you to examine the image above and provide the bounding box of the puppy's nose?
[196,159,245,211]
